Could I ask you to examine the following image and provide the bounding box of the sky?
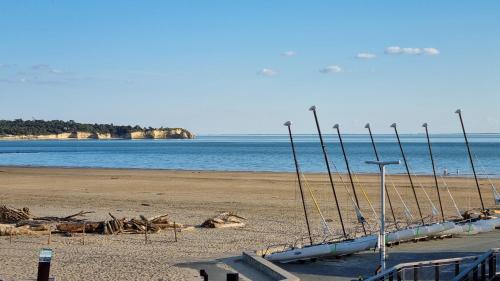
[0,1,499,134]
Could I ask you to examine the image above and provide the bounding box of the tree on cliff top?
[0,119,174,136]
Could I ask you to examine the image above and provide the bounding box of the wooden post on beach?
[174,221,177,242]
[144,222,149,244]
[10,231,12,244]
[47,229,51,245]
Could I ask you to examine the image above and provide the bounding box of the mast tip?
[422,123,428,128]
[364,123,370,128]
[455,109,461,114]
[390,123,397,128]
[283,121,292,126]
[333,124,339,129]
[308,105,316,111]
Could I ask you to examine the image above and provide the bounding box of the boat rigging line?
[333,123,367,235]
[309,106,347,238]
[390,123,425,225]
[284,121,313,245]
[422,123,446,222]
[455,109,485,211]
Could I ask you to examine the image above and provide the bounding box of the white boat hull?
[265,235,377,263]
[386,222,455,242]
[265,222,455,263]
[443,218,500,236]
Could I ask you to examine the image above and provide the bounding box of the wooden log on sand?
[0,224,38,236]
[200,212,246,228]
[57,222,101,233]
[35,211,94,222]
[16,220,50,230]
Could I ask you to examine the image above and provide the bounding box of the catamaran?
[265,120,379,263]
[264,107,455,263]
[442,109,500,235]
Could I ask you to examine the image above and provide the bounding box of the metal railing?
[363,248,499,281]
[452,249,498,281]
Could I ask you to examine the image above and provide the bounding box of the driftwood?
[15,220,50,231]
[57,213,186,235]
[57,222,101,233]
[1,206,190,236]
[0,224,38,236]
[201,212,246,228]
[35,211,95,222]
[0,206,32,223]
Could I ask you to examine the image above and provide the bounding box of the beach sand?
[0,166,498,280]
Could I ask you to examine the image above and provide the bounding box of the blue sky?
[0,1,499,134]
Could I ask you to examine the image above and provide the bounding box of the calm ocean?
[0,134,499,176]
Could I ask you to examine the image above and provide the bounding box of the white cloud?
[385,46,440,56]
[258,68,277,76]
[319,65,342,74]
[385,46,403,54]
[423,47,440,55]
[282,51,296,57]
[402,47,422,55]
[281,51,297,57]
[356,53,376,59]
[385,46,423,55]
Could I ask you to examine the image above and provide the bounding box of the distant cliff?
[0,119,195,140]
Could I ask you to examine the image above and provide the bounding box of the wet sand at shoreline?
[0,166,498,280]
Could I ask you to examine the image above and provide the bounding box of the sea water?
[0,134,499,176]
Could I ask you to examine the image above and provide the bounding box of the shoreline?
[0,164,498,179]
[0,137,194,141]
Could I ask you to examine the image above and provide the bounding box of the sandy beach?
[0,166,498,280]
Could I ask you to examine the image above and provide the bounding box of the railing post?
[489,256,494,280]
[413,265,419,281]
[455,261,460,276]
[226,273,239,281]
[434,263,440,281]
[473,266,478,281]
[480,261,485,281]
[492,255,497,277]
[397,269,402,281]
[389,272,393,281]
[199,269,208,281]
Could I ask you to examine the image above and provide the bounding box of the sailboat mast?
[422,123,445,222]
[284,121,313,245]
[391,123,425,225]
[365,123,399,229]
[455,109,485,211]
[333,124,367,235]
[309,106,347,238]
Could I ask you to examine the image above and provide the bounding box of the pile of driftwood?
[1,206,247,236]
[57,213,187,235]
[201,212,246,228]
[0,205,97,236]
[0,205,188,236]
